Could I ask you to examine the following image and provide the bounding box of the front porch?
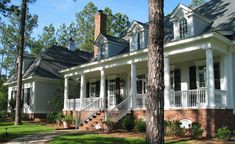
[63,48,231,112]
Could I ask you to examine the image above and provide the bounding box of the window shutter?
[189,66,197,90]
[116,78,120,95]
[96,81,100,97]
[86,82,90,98]
[105,80,108,108]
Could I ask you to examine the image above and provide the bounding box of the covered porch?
[62,32,233,113]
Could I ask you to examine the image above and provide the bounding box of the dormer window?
[100,44,107,58]
[179,18,188,38]
[137,33,141,49]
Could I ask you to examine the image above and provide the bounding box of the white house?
[4,45,92,118]
[61,0,235,136]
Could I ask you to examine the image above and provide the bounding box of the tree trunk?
[146,0,164,143]
[15,0,27,126]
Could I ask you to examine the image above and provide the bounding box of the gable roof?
[6,45,92,83]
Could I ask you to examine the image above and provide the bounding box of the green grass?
[0,122,53,142]
[50,133,188,144]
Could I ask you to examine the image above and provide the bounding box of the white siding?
[193,16,210,36]
[34,80,63,113]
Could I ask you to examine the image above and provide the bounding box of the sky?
[27,0,192,37]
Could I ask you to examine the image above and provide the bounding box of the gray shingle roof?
[195,0,235,32]
[6,45,92,83]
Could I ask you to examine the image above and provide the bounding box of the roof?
[6,45,92,83]
[195,0,235,32]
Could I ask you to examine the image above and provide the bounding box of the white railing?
[83,97,99,106]
[107,96,131,123]
[65,98,81,110]
[171,88,207,108]
[79,97,103,125]
[136,94,146,109]
[215,89,227,107]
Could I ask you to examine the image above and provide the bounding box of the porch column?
[130,62,137,108]
[164,57,171,109]
[100,68,106,108]
[80,73,86,108]
[64,77,69,111]
[222,53,233,108]
[206,48,215,108]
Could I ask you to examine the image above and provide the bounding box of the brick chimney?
[94,10,107,58]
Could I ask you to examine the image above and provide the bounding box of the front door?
[136,74,146,108]
[108,79,116,108]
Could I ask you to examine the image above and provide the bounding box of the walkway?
[6,129,80,144]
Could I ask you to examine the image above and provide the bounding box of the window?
[179,18,188,38]
[137,33,141,50]
[198,65,206,88]
[137,74,146,94]
[100,44,107,58]
[90,82,96,98]
[214,63,220,89]
[26,88,30,105]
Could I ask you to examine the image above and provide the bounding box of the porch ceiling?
[169,49,221,64]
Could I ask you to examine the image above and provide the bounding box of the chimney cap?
[98,10,103,13]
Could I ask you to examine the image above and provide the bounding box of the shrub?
[21,113,29,121]
[0,110,8,121]
[189,122,203,139]
[63,114,73,123]
[46,112,57,123]
[165,120,185,136]
[122,115,134,131]
[135,119,146,132]
[216,126,232,142]
[104,116,114,132]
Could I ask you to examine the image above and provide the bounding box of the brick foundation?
[133,109,235,137]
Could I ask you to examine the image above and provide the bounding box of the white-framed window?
[90,82,96,98]
[198,65,206,88]
[179,18,188,38]
[100,44,107,58]
[136,74,146,95]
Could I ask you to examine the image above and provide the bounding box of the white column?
[64,77,69,111]
[130,62,137,108]
[164,57,171,109]
[100,69,106,108]
[80,74,85,108]
[206,48,215,108]
[228,52,234,108]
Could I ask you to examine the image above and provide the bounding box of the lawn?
[0,122,53,142]
[50,133,187,144]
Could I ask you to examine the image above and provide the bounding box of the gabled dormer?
[94,34,129,60]
[170,3,211,40]
[126,21,148,52]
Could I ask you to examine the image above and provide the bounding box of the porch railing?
[107,96,131,123]
[83,97,100,106]
[215,89,227,107]
[171,88,207,108]
[65,98,81,110]
[136,94,146,109]
[78,97,103,125]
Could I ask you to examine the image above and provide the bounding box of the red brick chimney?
[94,10,107,58]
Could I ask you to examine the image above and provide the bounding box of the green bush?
[63,114,73,123]
[135,119,146,132]
[122,115,134,131]
[0,110,8,121]
[46,112,57,123]
[165,120,185,136]
[216,126,232,142]
[189,122,204,139]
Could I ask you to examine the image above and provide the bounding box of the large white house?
[61,0,235,136]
